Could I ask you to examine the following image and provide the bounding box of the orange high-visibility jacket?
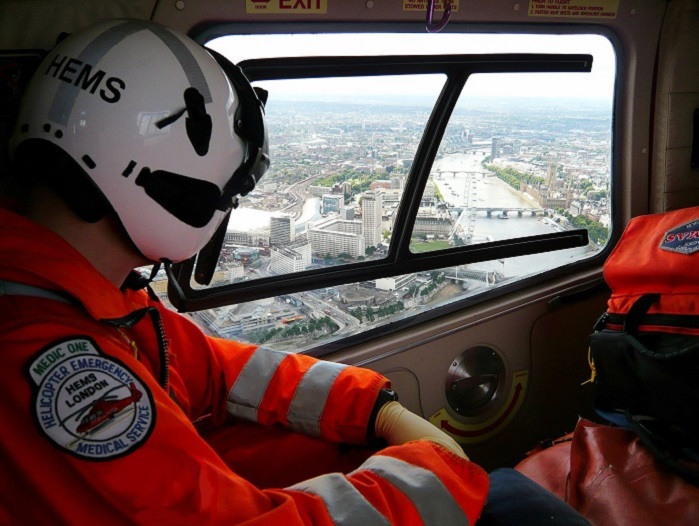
[0,207,488,525]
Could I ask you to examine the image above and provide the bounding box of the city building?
[375,274,416,291]
[412,214,454,237]
[391,175,405,190]
[226,208,273,247]
[225,231,252,245]
[322,194,344,214]
[380,189,402,209]
[370,180,392,191]
[362,190,383,250]
[271,241,312,274]
[233,247,260,265]
[340,286,376,307]
[423,180,436,206]
[198,300,297,337]
[226,264,245,282]
[270,213,295,245]
[547,159,558,190]
[491,136,502,159]
[340,206,355,220]
[309,217,365,258]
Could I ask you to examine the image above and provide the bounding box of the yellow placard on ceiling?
[246,0,327,15]
[403,0,460,12]
[528,0,619,19]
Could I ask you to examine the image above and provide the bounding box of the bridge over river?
[448,206,546,244]
[449,206,546,217]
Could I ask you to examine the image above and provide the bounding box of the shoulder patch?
[660,217,699,255]
[28,337,155,461]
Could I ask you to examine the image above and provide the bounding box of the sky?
[208,32,616,101]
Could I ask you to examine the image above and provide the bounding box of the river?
[431,153,599,281]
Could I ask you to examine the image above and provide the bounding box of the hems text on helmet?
[45,54,125,104]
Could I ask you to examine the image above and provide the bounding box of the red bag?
[516,419,699,526]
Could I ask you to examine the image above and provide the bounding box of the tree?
[484,163,545,191]
[560,210,609,245]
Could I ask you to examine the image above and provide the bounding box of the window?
[155,32,615,354]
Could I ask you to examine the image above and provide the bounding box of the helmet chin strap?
[148,262,162,283]
[162,258,188,312]
[159,207,230,311]
[194,209,232,286]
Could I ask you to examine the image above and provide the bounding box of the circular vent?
[445,346,505,417]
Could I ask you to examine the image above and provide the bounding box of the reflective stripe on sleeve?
[287,360,347,436]
[289,473,390,526]
[226,348,287,421]
[351,455,470,526]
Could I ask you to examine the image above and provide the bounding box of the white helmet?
[10,18,269,263]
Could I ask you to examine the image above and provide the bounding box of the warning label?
[528,0,619,19]
[429,370,529,445]
[403,0,460,12]
[246,0,327,14]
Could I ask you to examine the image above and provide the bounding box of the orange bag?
[589,207,699,481]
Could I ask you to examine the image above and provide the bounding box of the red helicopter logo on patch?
[76,382,142,435]
[31,338,155,460]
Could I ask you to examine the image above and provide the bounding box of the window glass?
[408,73,612,298]
[149,32,615,353]
[189,74,445,288]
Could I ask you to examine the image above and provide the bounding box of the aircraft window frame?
[168,52,593,314]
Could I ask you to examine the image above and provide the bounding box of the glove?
[375,401,468,460]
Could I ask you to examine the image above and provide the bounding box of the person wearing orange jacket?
[0,18,488,524]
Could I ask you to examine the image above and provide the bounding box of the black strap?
[629,412,699,485]
[623,293,660,334]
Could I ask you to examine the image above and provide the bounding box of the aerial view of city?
[152,83,613,353]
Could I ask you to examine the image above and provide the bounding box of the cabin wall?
[0,0,155,51]
[651,0,699,212]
